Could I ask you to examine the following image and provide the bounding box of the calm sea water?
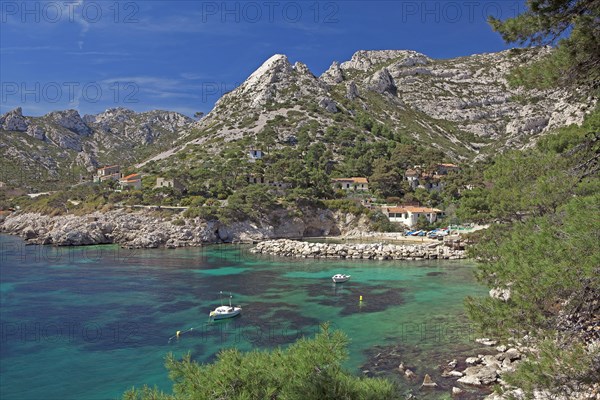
[0,234,488,400]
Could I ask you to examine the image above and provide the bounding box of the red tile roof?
[121,173,140,181]
[385,206,442,214]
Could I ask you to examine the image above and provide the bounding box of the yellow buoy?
[176,330,181,338]
[359,295,363,301]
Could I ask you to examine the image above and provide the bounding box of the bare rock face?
[320,61,344,85]
[319,97,338,113]
[346,81,359,100]
[365,68,396,95]
[239,54,295,107]
[0,107,29,131]
[47,110,91,136]
[26,124,46,140]
[340,50,430,71]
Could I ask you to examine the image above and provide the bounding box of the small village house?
[119,173,142,190]
[436,163,459,175]
[155,177,185,191]
[248,149,263,162]
[94,165,121,182]
[404,163,459,192]
[382,205,443,228]
[405,169,420,189]
[331,177,369,191]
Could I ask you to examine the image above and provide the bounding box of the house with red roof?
[119,173,142,190]
[381,205,443,227]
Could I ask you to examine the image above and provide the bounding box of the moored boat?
[209,292,242,320]
[332,274,351,283]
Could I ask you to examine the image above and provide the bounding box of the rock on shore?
[250,239,466,260]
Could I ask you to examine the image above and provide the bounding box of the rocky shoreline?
[0,208,372,248]
[250,238,466,260]
[363,337,600,400]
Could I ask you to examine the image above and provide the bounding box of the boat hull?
[209,306,242,320]
[332,275,350,283]
[211,310,241,320]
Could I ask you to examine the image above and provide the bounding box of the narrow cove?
[0,234,488,399]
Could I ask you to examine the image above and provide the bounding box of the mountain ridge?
[1,47,596,191]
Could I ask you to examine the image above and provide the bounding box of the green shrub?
[122,324,400,400]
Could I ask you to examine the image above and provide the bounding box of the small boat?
[209,292,242,320]
[332,274,351,283]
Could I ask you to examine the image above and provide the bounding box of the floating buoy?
[176,330,181,338]
[359,295,363,302]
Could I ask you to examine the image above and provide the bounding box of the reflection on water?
[0,235,487,400]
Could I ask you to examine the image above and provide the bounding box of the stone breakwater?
[250,239,466,260]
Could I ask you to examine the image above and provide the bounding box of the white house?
[331,177,369,191]
[382,205,443,228]
[405,169,420,189]
[248,149,263,162]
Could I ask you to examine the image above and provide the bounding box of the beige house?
[119,173,142,190]
[94,165,121,182]
[382,205,443,228]
[436,163,459,175]
[155,177,184,191]
[331,177,369,191]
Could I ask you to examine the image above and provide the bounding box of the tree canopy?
[123,324,399,400]
[489,0,600,89]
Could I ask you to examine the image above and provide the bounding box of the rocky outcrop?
[1,210,219,248]
[366,68,396,95]
[0,208,371,248]
[250,239,466,260]
[320,61,344,85]
[0,107,29,131]
[47,110,91,135]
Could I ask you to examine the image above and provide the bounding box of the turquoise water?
[0,234,487,399]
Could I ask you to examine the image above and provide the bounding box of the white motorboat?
[209,292,242,320]
[332,274,351,283]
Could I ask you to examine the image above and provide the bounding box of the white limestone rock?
[0,107,29,131]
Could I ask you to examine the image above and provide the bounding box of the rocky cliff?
[0,208,371,248]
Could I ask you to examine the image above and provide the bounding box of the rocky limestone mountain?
[0,107,193,190]
[2,48,596,189]
[141,48,595,169]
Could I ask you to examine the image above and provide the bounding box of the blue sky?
[0,0,527,117]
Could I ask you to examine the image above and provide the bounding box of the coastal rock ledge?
[250,239,466,260]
